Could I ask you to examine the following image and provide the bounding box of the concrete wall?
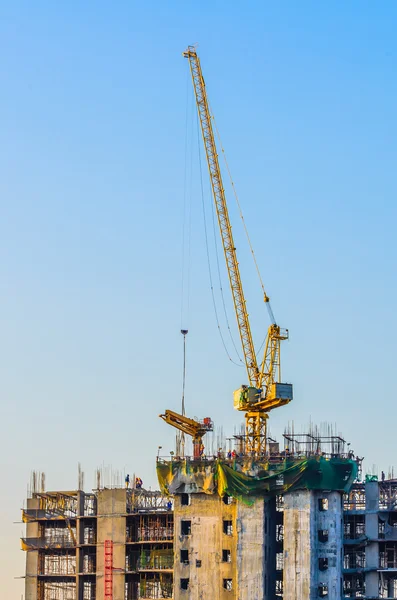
[173,493,236,600]
[96,489,126,600]
[284,490,342,600]
[284,490,314,600]
[315,491,342,598]
[365,481,380,597]
[236,497,276,600]
[174,493,275,600]
[25,497,40,600]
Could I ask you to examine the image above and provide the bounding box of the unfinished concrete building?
[22,483,173,600]
[23,441,397,599]
[343,478,397,598]
[156,431,358,600]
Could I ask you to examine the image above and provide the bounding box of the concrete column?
[315,491,343,599]
[365,481,380,598]
[96,489,126,600]
[283,490,315,600]
[236,497,266,600]
[283,490,343,600]
[264,497,277,600]
[76,491,84,600]
[25,497,40,600]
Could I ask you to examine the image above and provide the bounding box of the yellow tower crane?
[183,46,293,456]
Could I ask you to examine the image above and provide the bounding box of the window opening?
[181,521,191,536]
[318,529,329,543]
[223,520,233,535]
[222,549,231,563]
[319,557,328,571]
[180,578,189,590]
[223,579,233,591]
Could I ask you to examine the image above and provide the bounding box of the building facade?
[23,474,397,599]
[22,487,173,600]
[343,479,397,598]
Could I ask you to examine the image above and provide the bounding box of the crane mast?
[184,46,292,455]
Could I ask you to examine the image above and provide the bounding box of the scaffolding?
[81,548,96,574]
[344,484,366,510]
[126,514,173,543]
[137,549,173,571]
[38,552,76,576]
[138,573,172,599]
[82,579,96,600]
[37,581,76,600]
[343,574,365,598]
[127,489,172,514]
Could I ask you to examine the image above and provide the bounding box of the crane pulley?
[183,46,293,455]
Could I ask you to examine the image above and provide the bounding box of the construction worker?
[135,477,143,489]
[125,474,130,489]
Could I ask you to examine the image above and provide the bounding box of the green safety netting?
[157,456,358,505]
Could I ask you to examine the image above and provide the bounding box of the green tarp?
[157,456,358,505]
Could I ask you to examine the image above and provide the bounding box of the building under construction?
[22,480,173,600]
[21,435,397,600]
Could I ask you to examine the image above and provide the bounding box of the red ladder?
[104,539,113,600]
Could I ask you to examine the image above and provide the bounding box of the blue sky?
[1,1,397,595]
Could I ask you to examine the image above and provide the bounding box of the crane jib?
[183,46,293,456]
[184,48,259,387]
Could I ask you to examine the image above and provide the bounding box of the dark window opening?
[276,552,284,570]
[180,549,189,564]
[180,578,189,590]
[196,559,202,567]
[181,493,190,506]
[319,557,328,571]
[318,529,329,543]
[223,494,232,505]
[318,583,328,597]
[318,498,328,511]
[223,578,233,591]
[222,549,231,563]
[181,520,191,536]
[223,520,233,535]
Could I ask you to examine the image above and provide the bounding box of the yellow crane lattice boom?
[184,46,293,455]
[183,46,259,388]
